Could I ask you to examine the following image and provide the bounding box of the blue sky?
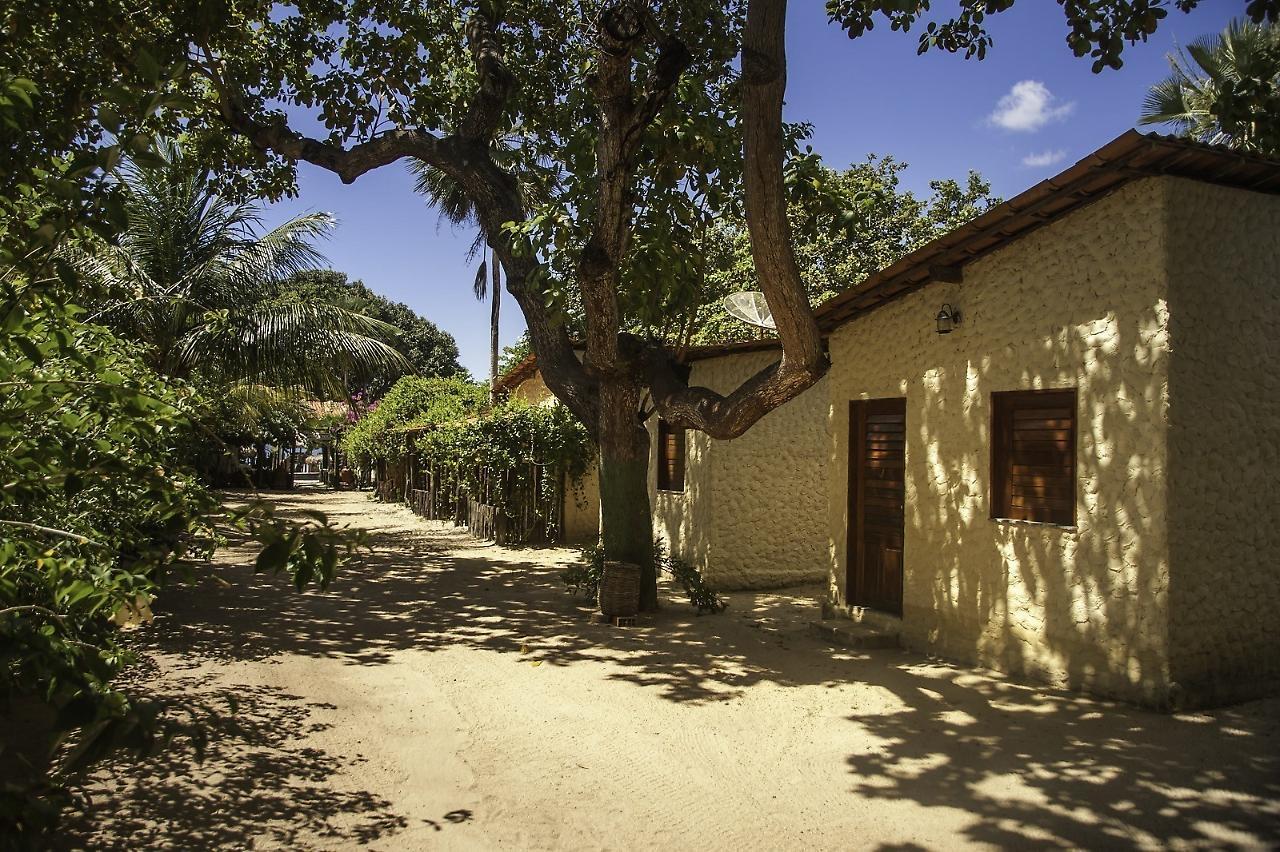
[260,2,1238,378]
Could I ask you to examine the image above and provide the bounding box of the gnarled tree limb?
[196,20,599,430]
[645,0,829,439]
[460,12,515,143]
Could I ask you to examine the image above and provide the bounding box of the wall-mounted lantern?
[935,303,962,335]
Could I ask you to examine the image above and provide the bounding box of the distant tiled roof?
[307,399,349,419]
[814,130,1280,332]
[493,339,785,395]
[493,131,1280,381]
[493,352,540,395]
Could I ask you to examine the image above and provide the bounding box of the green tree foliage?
[690,157,997,344]
[274,270,465,396]
[0,272,367,841]
[826,1,1279,71]
[341,375,593,540]
[497,333,533,377]
[411,402,594,526]
[341,376,490,465]
[71,148,409,397]
[202,384,316,450]
[0,43,371,843]
[1140,18,1280,155]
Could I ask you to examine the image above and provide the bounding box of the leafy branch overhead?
[826,1,1279,71]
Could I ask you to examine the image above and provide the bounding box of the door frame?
[846,397,906,616]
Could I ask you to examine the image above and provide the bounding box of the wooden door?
[847,398,906,616]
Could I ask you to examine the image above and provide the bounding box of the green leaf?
[16,336,44,365]
[254,536,295,574]
[135,47,161,83]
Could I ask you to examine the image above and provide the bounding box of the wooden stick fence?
[376,436,565,546]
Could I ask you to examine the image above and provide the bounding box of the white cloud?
[1022,149,1068,168]
[989,81,1074,132]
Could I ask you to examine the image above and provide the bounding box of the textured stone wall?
[649,352,829,589]
[649,401,715,575]
[1165,179,1280,707]
[562,463,600,544]
[825,178,1175,705]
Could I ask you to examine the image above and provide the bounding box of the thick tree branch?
[195,44,452,184]
[578,5,640,375]
[0,519,103,546]
[579,3,694,379]
[622,14,693,163]
[196,31,598,428]
[232,114,449,185]
[459,12,515,143]
[645,0,828,439]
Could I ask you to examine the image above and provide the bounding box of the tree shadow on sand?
[58,672,408,850]
[85,491,1280,849]
[841,663,1280,849]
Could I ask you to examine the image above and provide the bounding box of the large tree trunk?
[596,378,657,611]
[489,246,501,402]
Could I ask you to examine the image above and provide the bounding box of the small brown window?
[657,419,686,492]
[991,389,1077,526]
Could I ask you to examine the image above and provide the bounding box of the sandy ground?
[59,489,1280,851]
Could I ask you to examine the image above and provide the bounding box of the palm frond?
[201,211,336,303]
[411,160,477,227]
[473,259,488,301]
[65,141,352,384]
[1138,76,1200,128]
[214,383,314,437]
[1139,17,1280,150]
[174,301,411,392]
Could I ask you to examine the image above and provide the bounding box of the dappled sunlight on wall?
[650,420,713,572]
[827,178,1176,705]
[562,462,600,544]
[652,352,829,590]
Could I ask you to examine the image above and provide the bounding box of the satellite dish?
[722,291,776,330]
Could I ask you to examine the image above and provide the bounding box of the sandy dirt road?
[62,489,1280,850]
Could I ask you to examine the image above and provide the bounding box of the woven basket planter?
[598,561,641,618]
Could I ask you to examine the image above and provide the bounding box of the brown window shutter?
[991,389,1077,526]
[657,419,686,492]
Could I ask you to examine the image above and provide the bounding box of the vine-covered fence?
[375,434,570,546]
[345,380,594,548]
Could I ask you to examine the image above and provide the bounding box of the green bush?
[340,375,489,465]
[0,274,365,841]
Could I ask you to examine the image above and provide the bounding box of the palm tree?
[411,160,504,401]
[409,151,550,401]
[1139,18,1280,155]
[75,144,409,398]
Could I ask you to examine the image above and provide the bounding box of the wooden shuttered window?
[991,389,1078,526]
[657,419,686,492]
